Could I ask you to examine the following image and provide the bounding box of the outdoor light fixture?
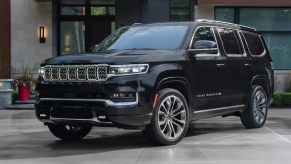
[39,27,46,43]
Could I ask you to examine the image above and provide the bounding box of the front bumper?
[35,94,152,130]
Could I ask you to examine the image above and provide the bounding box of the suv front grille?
[43,65,108,82]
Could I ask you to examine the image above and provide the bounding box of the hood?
[41,50,178,66]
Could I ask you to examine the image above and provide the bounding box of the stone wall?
[11,0,52,76]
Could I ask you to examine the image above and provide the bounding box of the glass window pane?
[240,8,291,31]
[215,8,235,23]
[170,9,190,21]
[61,7,85,15]
[91,0,115,5]
[96,26,189,51]
[262,33,291,69]
[217,29,242,55]
[192,27,216,48]
[242,32,265,56]
[60,22,85,55]
[91,7,106,15]
[109,7,115,15]
[171,0,189,7]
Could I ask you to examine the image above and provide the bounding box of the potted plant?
[12,63,36,101]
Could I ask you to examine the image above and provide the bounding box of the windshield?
[95,26,188,51]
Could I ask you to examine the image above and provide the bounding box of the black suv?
[35,19,274,145]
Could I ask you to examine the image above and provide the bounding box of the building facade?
[0,0,290,91]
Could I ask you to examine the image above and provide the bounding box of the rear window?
[242,32,265,56]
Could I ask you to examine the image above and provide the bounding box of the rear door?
[216,28,253,106]
[190,26,228,111]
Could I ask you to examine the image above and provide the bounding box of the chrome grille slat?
[43,65,108,82]
[98,67,107,80]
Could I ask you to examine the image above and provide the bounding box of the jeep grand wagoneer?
[35,19,274,145]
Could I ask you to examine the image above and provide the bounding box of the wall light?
[39,27,46,43]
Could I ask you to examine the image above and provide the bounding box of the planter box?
[0,79,13,109]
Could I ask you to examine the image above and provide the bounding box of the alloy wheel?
[158,95,186,140]
[253,91,267,124]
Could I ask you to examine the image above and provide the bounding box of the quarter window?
[191,27,216,48]
[242,32,265,56]
[217,28,243,55]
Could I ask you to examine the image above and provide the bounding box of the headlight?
[109,64,149,75]
[39,67,45,76]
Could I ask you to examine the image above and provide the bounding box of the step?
[15,100,35,104]
[29,95,36,99]
[6,104,34,110]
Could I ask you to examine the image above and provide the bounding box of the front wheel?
[48,124,92,140]
[240,86,268,129]
[143,88,189,146]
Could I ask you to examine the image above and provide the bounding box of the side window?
[191,27,216,48]
[242,32,265,56]
[217,28,243,55]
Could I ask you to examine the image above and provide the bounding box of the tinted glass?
[170,9,190,21]
[243,32,265,56]
[60,22,85,55]
[61,7,84,15]
[240,8,291,31]
[171,0,189,7]
[192,27,216,48]
[262,33,291,69]
[215,8,235,23]
[218,29,242,55]
[96,26,188,51]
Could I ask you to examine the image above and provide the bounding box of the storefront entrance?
[57,0,115,55]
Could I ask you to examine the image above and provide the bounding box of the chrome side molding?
[194,104,244,114]
[38,93,138,107]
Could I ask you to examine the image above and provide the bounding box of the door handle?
[216,64,225,68]
[244,63,251,67]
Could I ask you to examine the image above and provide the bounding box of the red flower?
[31,74,33,77]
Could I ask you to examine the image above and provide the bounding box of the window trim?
[188,26,221,57]
[241,31,266,58]
[217,27,247,57]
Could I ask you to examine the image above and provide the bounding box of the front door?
[190,27,228,111]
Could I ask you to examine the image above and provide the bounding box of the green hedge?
[11,91,19,104]
[272,92,291,106]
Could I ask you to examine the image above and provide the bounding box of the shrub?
[11,91,19,104]
[271,92,291,106]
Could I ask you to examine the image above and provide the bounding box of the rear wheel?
[143,88,189,146]
[240,86,268,128]
[48,124,92,140]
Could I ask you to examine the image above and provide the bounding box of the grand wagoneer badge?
[197,92,221,98]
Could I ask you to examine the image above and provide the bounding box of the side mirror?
[188,40,218,56]
[90,44,99,52]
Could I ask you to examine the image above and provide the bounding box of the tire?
[240,86,268,129]
[143,88,189,146]
[48,124,92,140]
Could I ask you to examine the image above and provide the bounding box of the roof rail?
[132,23,142,26]
[195,19,256,31]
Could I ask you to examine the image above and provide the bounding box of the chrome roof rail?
[132,23,142,26]
[195,19,256,31]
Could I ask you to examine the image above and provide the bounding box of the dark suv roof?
[133,19,256,33]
